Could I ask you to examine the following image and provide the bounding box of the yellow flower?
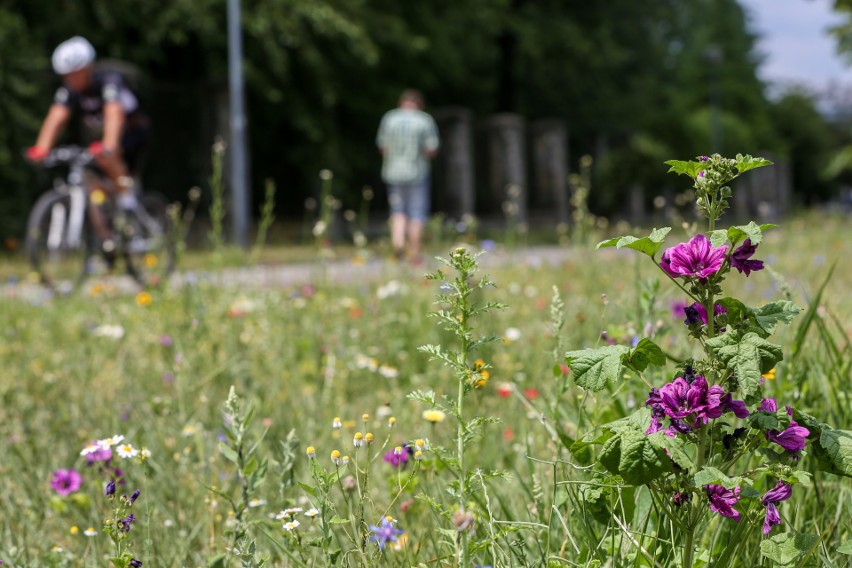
[306,446,316,458]
[69,525,79,535]
[387,416,396,428]
[422,409,446,424]
[330,449,342,465]
[365,432,374,445]
[144,254,158,269]
[135,291,152,307]
[762,368,776,380]
[353,432,364,448]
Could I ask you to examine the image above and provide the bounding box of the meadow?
[0,206,850,567]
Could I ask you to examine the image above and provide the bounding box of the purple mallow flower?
[660,234,727,280]
[672,492,691,507]
[761,481,792,534]
[759,397,777,413]
[731,239,764,276]
[105,479,117,496]
[684,302,726,326]
[368,518,404,549]
[704,484,741,521]
[646,376,747,435]
[130,560,143,568]
[766,408,810,455]
[50,469,83,496]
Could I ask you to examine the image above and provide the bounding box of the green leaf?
[837,541,852,555]
[219,442,239,464]
[750,301,801,335]
[327,515,350,525]
[816,428,852,478]
[692,467,743,489]
[716,297,749,325]
[568,430,615,464]
[735,154,773,175]
[598,428,668,486]
[748,410,791,431]
[207,554,227,568]
[710,229,728,248]
[647,433,694,471]
[565,345,630,391]
[760,531,819,566]
[242,455,258,476]
[705,331,783,397]
[664,159,704,178]
[727,221,765,246]
[623,338,666,373]
[596,227,671,257]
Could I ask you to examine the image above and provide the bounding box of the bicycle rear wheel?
[122,193,177,287]
[25,188,94,293]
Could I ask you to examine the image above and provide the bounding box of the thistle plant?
[414,247,507,566]
[563,154,852,567]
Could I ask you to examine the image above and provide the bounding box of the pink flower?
[51,469,83,496]
[660,234,727,279]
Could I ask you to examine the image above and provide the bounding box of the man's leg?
[407,219,423,262]
[390,213,407,259]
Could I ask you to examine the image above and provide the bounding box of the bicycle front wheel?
[25,188,93,293]
[122,193,177,287]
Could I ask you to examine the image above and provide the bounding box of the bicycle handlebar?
[26,145,94,169]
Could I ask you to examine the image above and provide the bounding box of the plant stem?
[457,274,470,567]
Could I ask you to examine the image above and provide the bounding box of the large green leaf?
[664,159,704,178]
[565,345,630,391]
[596,227,671,257]
[727,221,766,246]
[692,466,746,490]
[760,532,819,566]
[750,301,801,335]
[789,410,852,478]
[622,338,666,373]
[598,428,668,486]
[735,154,773,175]
[705,331,783,396]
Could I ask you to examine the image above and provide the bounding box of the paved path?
[2,245,581,301]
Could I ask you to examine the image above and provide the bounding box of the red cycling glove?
[88,141,105,156]
[26,146,49,161]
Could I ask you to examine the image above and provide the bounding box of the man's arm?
[34,104,71,151]
[102,101,126,154]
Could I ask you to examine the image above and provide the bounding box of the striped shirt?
[376,108,439,185]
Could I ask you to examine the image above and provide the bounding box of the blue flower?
[368,518,404,549]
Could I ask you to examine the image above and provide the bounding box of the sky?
[740,0,850,93]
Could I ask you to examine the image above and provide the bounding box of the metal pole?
[227,0,250,248]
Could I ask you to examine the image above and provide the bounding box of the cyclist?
[26,36,152,246]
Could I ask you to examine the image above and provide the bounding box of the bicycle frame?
[43,147,94,252]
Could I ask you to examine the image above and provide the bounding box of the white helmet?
[51,36,96,75]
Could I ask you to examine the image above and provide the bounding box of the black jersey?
[53,67,142,140]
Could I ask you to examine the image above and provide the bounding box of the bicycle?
[25,145,176,293]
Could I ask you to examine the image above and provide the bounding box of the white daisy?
[97,435,124,449]
[116,444,138,459]
[283,520,300,531]
[80,443,100,456]
[248,498,266,508]
[84,528,97,537]
[304,508,320,518]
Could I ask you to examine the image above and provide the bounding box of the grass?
[0,210,850,566]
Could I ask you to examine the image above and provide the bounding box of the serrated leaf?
[219,442,239,464]
[716,297,749,324]
[623,338,666,373]
[751,301,801,335]
[565,345,630,391]
[598,428,668,486]
[705,331,783,397]
[727,221,765,246]
[596,227,671,257]
[664,159,704,178]
[568,430,615,464]
[647,433,694,471]
[692,467,742,489]
[748,410,791,431]
[760,531,819,566]
[815,428,852,478]
[710,230,728,248]
[735,154,773,175]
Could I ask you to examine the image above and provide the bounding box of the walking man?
[376,89,440,264]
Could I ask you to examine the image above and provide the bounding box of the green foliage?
[705,330,784,396]
[564,345,630,392]
[760,532,821,566]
